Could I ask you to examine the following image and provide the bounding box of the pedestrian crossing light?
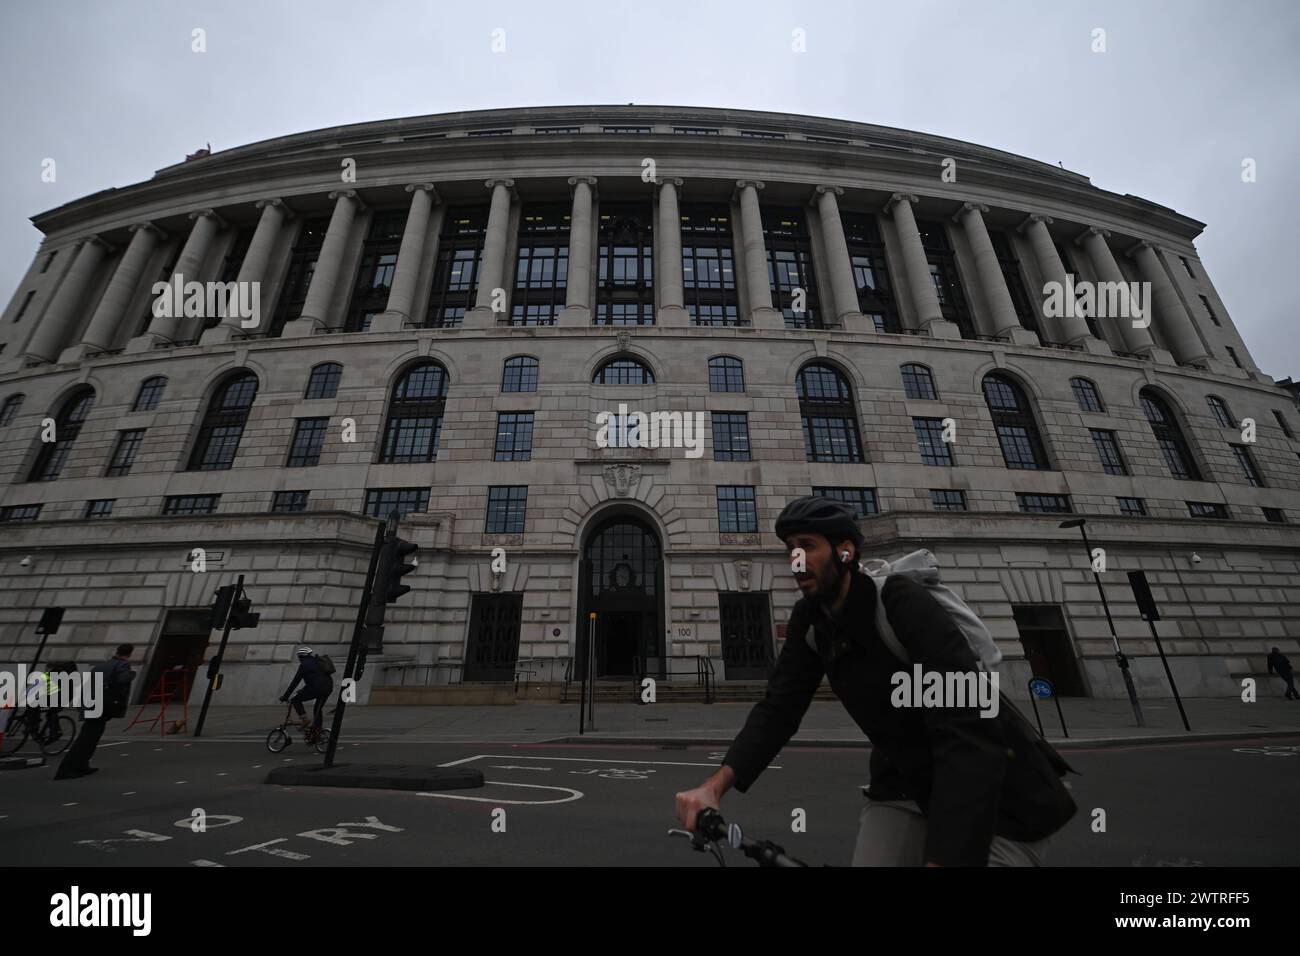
[229,594,260,629]
[208,585,237,631]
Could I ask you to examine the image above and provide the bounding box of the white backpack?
[806,549,1002,672]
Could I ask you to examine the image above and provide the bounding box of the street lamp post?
[1060,518,1144,727]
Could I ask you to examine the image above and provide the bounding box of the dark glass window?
[287,418,329,467]
[365,487,429,520]
[740,130,784,139]
[1180,256,1196,279]
[1141,388,1201,481]
[716,486,758,533]
[84,499,114,518]
[15,290,35,320]
[930,489,967,512]
[0,394,22,426]
[272,491,310,513]
[711,413,751,461]
[1017,493,1072,514]
[673,127,720,135]
[217,226,256,285]
[425,206,488,328]
[485,486,527,533]
[813,486,878,517]
[1199,294,1220,326]
[1206,395,1234,428]
[916,220,975,339]
[984,374,1049,470]
[841,212,901,333]
[1188,501,1229,519]
[913,417,954,466]
[1231,445,1265,487]
[467,128,512,137]
[682,204,739,327]
[187,372,257,471]
[763,207,821,329]
[304,363,342,400]
[41,250,56,273]
[28,388,95,481]
[602,126,651,134]
[105,429,146,477]
[133,376,167,411]
[535,126,579,135]
[343,210,406,332]
[797,363,863,463]
[989,231,1040,339]
[1117,497,1148,517]
[511,204,570,326]
[502,356,539,393]
[1,504,42,522]
[163,494,219,516]
[494,412,534,461]
[380,363,448,464]
[270,217,329,337]
[1274,410,1294,439]
[900,363,937,400]
[1262,507,1286,524]
[1089,429,1127,475]
[593,358,654,385]
[1070,378,1104,413]
[1225,346,1243,368]
[596,202,654,326]
[708,356,744,392]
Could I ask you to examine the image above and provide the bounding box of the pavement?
[101,693,1300,749]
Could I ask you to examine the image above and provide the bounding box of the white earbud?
[840,551,850,562]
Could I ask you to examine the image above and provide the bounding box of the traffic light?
[208,585,236,631]
[362,534,418,649]
[229,594,261,629]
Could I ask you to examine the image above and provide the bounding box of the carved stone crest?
[616,330,631,351]
[602,463,642,497]
[735,559,752,591]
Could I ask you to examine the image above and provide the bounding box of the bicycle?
[668,808,809,867]
[265,704,330,755]
[1,707,77,757]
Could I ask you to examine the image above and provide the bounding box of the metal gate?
[464,593,523,681]
[717,592,774,679]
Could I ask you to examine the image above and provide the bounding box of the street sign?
[1029,677,1054,699]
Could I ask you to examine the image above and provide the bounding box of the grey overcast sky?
[1,0,1296,377]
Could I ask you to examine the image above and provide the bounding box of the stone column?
[465,178,515,328]
[656,178,688,327]
[19,236,112,364]
[558,176,597,326]
[373,183,438,333]
[136,209,223,346]
[735,180,782,329]
[884,193,957,338]
[1127,240,1212,367]
[814,185,870,333]
[202,198,293,344]
[955,202,1037,345]
[1077,226,1169,362]
[1017,214,1109,353]
[79,222,166,358]
[282,190,364,338]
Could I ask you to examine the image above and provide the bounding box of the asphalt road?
[3,733,1298,867]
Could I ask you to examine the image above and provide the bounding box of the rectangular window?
[708,358,745,393]
[740,130,784,139]
[502,360,539,393]
[1016,493,1072,514]
[106,429,146,477]
[365,487,430,520]
[494,412,534,461]
[1,504,41,522]
[133,378,166,411]
[1117,496,1147,517]
[1230,444,1265,487]
[1089,429,1128,475]
[813,486,879,517]
[14,290,35,320]
[1198,294,1220,326]
[272,490,310,513]
[534,126,579,135]
[485,486,528,534]
[602,126,651,134]
[287,418,329,467]
[163,495,219,516]
[1071,378,1104,412]
[763,208,821,329]
[913,417,954,466]
[425,206,488,328]
[467,128,512,137]
[711,412,751,461]
[41,250,56,274]
[916,220,976,339]
[270,217,329,336]
[512,203,570,327]
[1274,410,1295,439]
[930,489,967,512]
[673,127,720,135]
[1225,346,1242,368]
[596,201,654,325]
[901,365,938,400]
[84,499,114,518]
[682,204,739,327]
[805,135,848,145]
[1262,507,1286,524]
[716,486,758,533]
[1188,501,1229,519]
[1179,255,1196,279]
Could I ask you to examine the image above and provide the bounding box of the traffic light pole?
[194,575,242,738]
[324,520,387,768]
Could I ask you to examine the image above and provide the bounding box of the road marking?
[490,765,551,771]
[419,781,584,806]
[439,753,777,770]
[62,802,78,807]
[175,780,188,785]
[217,772,228,776]
[99,741,129,749]
[122,792,136,796]
[191,859,225,867]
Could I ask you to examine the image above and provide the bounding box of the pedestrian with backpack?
[674,496,1078,866]
[279,646,334,733]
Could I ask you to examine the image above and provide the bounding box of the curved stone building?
[1,106,1296,705]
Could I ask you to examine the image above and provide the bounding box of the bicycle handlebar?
[669,808,809,867]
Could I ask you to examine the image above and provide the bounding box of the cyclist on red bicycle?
[279,646,333,733]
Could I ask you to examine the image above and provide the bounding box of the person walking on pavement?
[280,646,333,732]
[674,496,1078,867]
[1267,647,1299,700]
[55,644,135,780]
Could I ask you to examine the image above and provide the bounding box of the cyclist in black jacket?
[280,647,333,731]
[675,496,1077,866]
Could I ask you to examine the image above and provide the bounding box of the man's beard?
[807,559,848,606]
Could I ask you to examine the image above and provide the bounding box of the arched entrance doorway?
[577,515,663,680]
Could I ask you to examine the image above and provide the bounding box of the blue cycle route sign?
[1029,678,1054,700]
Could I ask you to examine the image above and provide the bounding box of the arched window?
[593,357,654,385]
[188,372,258,471]
[1070,377,1105,413]
[983,373,1049,470]
[797,363,863,463]
[708,356,744,393]
[0,393,24,426]
[502,356,539,393]
[380,362,448,463]
[1141,388,1201,480]
[1206,395,1234,428]
[28,388,95,481]
[900,363,938,400]
[304,362,343,400]
[132,376,168,412]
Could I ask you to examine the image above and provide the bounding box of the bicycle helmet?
[774,495,866,552]
[295,646,313,658]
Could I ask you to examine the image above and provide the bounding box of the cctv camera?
[1190,552,1202,564]
[19,555,31,568]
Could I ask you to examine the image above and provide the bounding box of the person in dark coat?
[280,646,333,730]
[55,645,134,780]
[1267,647,1299,700]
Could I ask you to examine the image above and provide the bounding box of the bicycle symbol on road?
[568,768,658,780]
